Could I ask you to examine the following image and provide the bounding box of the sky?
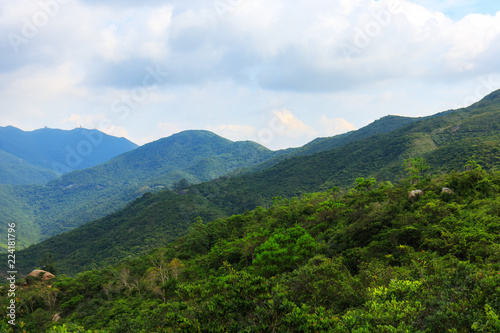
[1,0,500,150]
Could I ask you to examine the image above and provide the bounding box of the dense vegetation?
[2,90,500,331]
[0,150,59,185]
[14,190,228,275]
[2,163,500,332]
[12,91,500,273]
[0,131,279,250]
[0,115,426,252]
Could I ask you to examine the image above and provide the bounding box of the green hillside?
[4,167,500,332]
[0,150,59,185]
[49,130,276,187]
[13,189,227,275]
[2,118,421,251]
[250,113,453,173]
[0,131,278,250]
[200,90,500,210]
[7,115,442,269]
[0,126,138,178]
[12,90,500,274]
[0,185,38,251]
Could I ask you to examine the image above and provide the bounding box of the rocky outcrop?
[408,189,423,199]
[441,187,453,195]
[28,270,55,281]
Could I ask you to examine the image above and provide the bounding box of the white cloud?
[272,109,317,137]
[106,126,130,139]
[442,12,500,72]
[1,0,500,149]
[209,124,257,142]
[320,115,357,136]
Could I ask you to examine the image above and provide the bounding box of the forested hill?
[14,90,500,276]
[251,114,433,172]
[48,130,277,187]
[5,167,500,332]
[0,130,279,251]
[0,126,138,184]
[0,149,59,185]
[197,88,500,211]
[1,114,433,251]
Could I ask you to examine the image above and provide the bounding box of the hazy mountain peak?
[0,126,138,184]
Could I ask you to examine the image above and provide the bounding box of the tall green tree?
[253,226,317,277]
[404,157,429,186]
[39,252,57,275]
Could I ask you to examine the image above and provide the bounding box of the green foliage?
[172,178,190,191]
[39,253,57,275]
[404,157,430,186]
[281,256,363,313]
[46,324,108,332]
[4,93,500,331]
[252,226,317,277]
[466,155,483,171]
[1,130,278,251]
[4,170,500,332]
[355,177,377,191]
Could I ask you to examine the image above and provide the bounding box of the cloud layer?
[1,0,499,149]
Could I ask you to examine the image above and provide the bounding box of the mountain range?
[10,89,500,275]
[1,115,428,252]
[0,126,138,185]
[0,130,281,251]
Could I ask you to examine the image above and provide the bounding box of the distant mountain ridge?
[0,126,138,184]
[0,130,279,250]
[50,130,277,187]
[204,89,500,206]
[0,149,59,185]
[4,117,424,250]
[14,89,500,274]
[251,115,424,172]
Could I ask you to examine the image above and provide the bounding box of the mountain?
[14,89,500,275]
[0,126,138,184]
[1,116,429,251]
[49,130,277,187]
[0,130,278,250]
[15,188,228,275]
[201,90,500,207]
[251,112,453,172]
[0,149,59,185]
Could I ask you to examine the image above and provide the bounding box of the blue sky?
[1,0,499,150]
[413,0,499,19]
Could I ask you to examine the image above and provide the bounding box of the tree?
[354,177,376,192]
[150,248,170,285]
[42,287,60,310]
[465,155,482,171]
[168,258,184,279]
[39,252,57,275]
[183,216,210,255]
[404,157,430,185]
[172,178,190,191]
[253,226,317,277]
